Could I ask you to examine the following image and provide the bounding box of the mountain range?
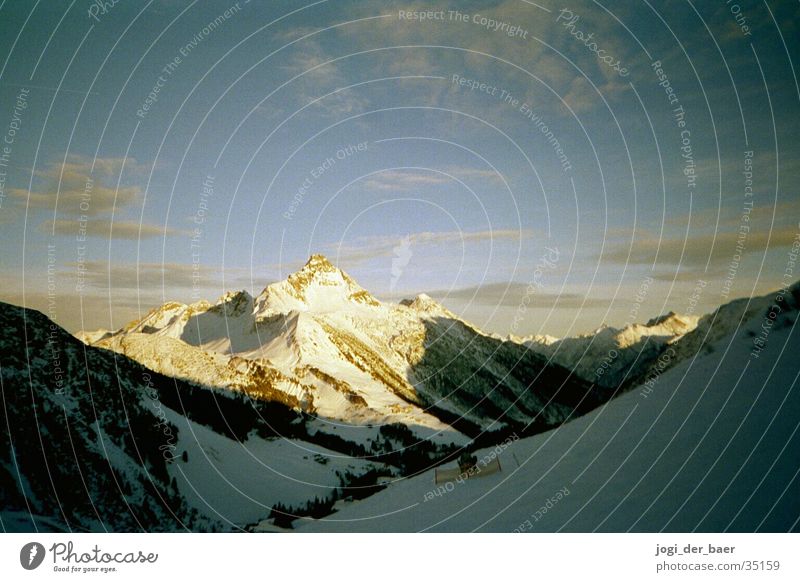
[3,254,797,531]
[78,254,609,439]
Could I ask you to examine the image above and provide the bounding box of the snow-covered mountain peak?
[121,300,189,334]
[254,254,380,317]
[523,333,559,347]
[644,311,698,334]
[399,293,456,319]
[304,253,337,272]
[211,290,253,317]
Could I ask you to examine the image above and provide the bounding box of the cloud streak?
[10,155,147,216]
[425,281,609,309]
[41,218,190,240]
[602,224,800,267]
[62,260,219,290]
[361,166,505,191]
[328,228,532,265]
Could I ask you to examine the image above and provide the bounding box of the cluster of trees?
[336,467,393,501]
[269,495,337,528]
[367,423,460,474]
[155,378,305,442]
[268,466,396,528]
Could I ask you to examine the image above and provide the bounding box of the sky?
[0,0,798,337]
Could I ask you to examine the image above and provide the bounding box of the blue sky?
[0,0,798,336]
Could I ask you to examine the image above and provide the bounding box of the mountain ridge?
[77,255,604,438]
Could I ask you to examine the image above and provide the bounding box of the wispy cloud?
[61,260,219,290]
[361,170,450,191]
[41,218,190,240]
[361,166,504,191]
[328,0,635,117]
[665,198,800,231]
[281,38,370,117]
[426,282,609,309]
[602,224,800,267]
[10,155,147,216]
[327,228,533,266]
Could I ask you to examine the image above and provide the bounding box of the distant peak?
[643,311,699,334]
[400,293,433,305]
[211,289,253,316]
[216,289,253,303]
[401,293,454,317]
[645,311,679,327]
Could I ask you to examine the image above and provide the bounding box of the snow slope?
[0,302,208,532]
[299,285,800,532]
[0,300,390,532]
[160,406,383,527]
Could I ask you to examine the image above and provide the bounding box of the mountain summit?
[304,253,337,271]
[254,254,380,317]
